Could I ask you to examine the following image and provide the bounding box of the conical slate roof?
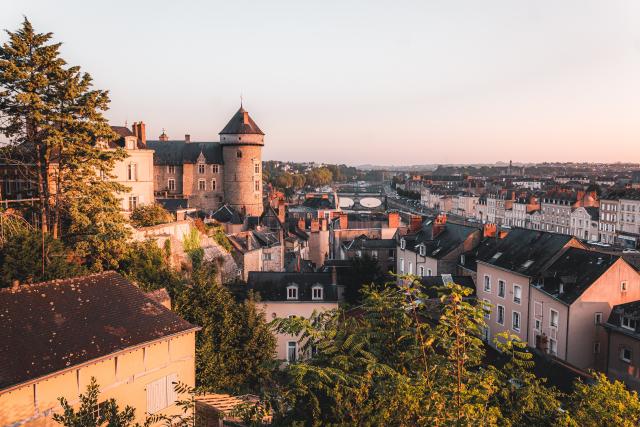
[219,107,264,135]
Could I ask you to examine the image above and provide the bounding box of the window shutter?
[166,373,178,406]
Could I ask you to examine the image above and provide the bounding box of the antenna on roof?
[240,93,243,108]
[124,119,128,128]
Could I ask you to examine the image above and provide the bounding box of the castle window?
[198,179,206,191]
[237,150,242,158]
[198,164,205,174]
[211,179,216,191]
[168,165,175,174]
[254,163,260,174]
[255,180,260,192]
[168,179,175,191]
[211,164,219,174]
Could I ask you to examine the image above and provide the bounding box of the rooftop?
[0,272,197,390]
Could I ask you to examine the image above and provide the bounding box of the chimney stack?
[339,213,348,230]
[331,266,337,285]
[409,215,422,233]
[483,223,497,238]
[387,211,400,229]
[245,233,251,250]
[432,214,447,238]
[185,134,191,143]
[137,121,146,148]
[277,199,286,223]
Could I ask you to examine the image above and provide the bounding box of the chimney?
[559,283,564,294]
[387,211,400,229]
[137,121,146,148]
[243,111,249,125]
[310,218,320,232]
[245,233,251,250]
[320,218,327,231]
[432,214,447,238]
[159,129,169,142]
[297,217,306,230]
[409,215,422,233]
[339,213,348,230]
[331,266,337,285]
[483,223,497,238]
[185,134,191,143]
[131,122,138,139]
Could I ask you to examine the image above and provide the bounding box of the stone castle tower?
[220,106,265,217]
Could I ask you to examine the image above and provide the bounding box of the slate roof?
[157,198,190,212]
[606,301,640,337]
[146,141,223,165]
[0,272,198,390]
[584,206,600,221]
[402,221,479,260]
[342,236,396,251]
[219,107,264,135]
[212,205,243,225]
[531,248,620,304]
[247,272,340,302]
[111,126,134,138]
[473,228,577,277]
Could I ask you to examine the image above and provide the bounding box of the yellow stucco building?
[0,272,199,426]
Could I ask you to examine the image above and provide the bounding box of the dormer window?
[287,285,299,300]
[198,163,205,174]
[419,245,426,257]
[312,285,323,301]
[400,238,406,250]
[621,315,637,331]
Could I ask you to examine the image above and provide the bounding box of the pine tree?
[0,18,129,269]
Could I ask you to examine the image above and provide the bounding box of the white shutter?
[146,377,167,413]
[166,373,178,407]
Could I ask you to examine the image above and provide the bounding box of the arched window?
[237,150,242,158]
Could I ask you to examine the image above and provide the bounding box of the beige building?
[108,123,155,213]
[248,272,341,361]
[0,272,199,426]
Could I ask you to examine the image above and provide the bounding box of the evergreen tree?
[118,239,181,296]
[0,18,129,269]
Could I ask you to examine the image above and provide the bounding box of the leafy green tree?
[561,372,640,427]
[130,204,173,228]
[492,332,562,426]
[175,261,276,394]
[0,229,84,287]
[118,239,181,296]
[53,377,136,427]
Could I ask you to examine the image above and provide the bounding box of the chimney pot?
[185,134,191,143]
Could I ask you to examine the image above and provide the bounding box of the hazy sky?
[3,1,640,165]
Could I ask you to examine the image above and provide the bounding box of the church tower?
[220,106,265,217]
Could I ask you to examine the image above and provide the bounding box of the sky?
[3,0,640,166]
